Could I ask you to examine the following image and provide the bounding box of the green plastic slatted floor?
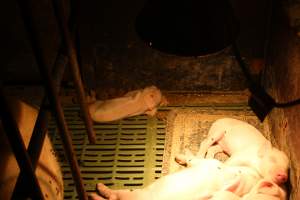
[49,106,166,199]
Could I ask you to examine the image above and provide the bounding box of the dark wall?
[0,0,60,84]
[1,0,269,94]
[76,0,269,95]
[263,1,300,199]
[230,0,270,59]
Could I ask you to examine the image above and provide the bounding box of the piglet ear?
[256,180,280,196]
[258,180,273,188]
[257,141,272,158]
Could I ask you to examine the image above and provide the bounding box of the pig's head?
[142,86,166,109]
[256,142,289,185]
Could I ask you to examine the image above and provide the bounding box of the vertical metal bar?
[12,49,68,198]
[16,1,88,199]
[52,51,69,92]
[52,0,96,144]
[231,43,255,86]
[0,84,45,200]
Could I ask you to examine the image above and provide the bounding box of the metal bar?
[15,1,88,199]
[52,51,69,92]
[0,84,45,200]
[12,49,69,198]
[231,43,255,87]
[72,0,97,92]
[52,0,96,144]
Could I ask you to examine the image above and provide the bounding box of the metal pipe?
[15,1,88,199]
[52,0,96,144]
[52,51,69,92]
[12,49,69,198]
[0,84,45,200]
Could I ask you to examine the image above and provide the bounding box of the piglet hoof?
[174,154,188,167]
[196,148,207,159]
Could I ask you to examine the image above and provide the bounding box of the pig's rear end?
[0,100,64,200]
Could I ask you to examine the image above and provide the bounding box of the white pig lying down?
[89,158,261,200]
[88,85,167,122]
[196,118,289,185]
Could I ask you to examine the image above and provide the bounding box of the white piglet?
[197,118,289,185]
[88,86,166,122]
[243,179,286,200]
[90,158,259,200]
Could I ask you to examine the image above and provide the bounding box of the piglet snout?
[275,172,288,184]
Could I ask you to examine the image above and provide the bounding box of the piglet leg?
[96,183,119,200]
[174,149,201,167]
[197,131,226,158]
[206,145,224,159]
